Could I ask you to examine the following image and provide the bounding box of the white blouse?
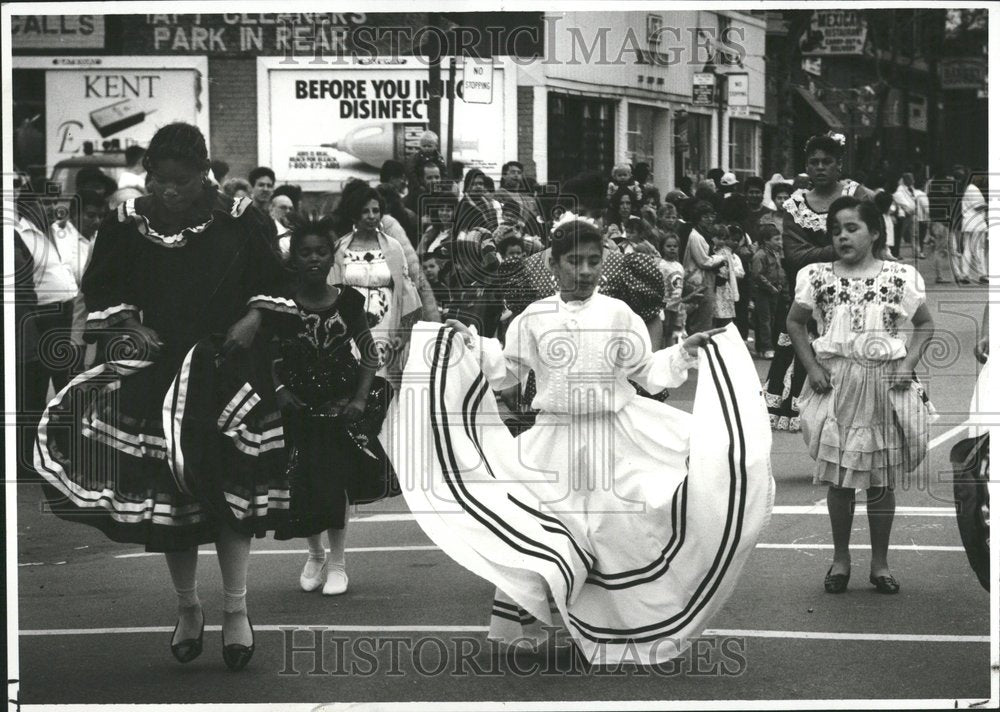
[475,292,698,414]
[794,261,926,360]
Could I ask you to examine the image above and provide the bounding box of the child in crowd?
[421,251,454,318]
[273,221,397,597]
[788,196,934,596]
[658,232,685,348]
[712,224,744,326]
[926,221,951,284]
[750,223,786,359]
[496,232,525,262]
[606,162,644,204]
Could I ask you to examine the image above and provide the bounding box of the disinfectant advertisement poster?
[265,64,506,185]
[44,63,204,173]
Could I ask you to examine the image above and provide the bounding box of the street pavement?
[11,248,994,708]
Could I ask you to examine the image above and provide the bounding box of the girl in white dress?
[385,215,775,665]
[789,196,935,595]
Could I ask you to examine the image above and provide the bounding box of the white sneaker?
[300,556,327,592]
[322,566,349,596]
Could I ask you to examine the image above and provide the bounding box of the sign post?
[727,73,749,106]
[462,57,494,104]
[692,72,715,106]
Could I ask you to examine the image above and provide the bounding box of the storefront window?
[627,104,655,174]
[729,118,757,182]
[547,92,615,183]
[674,111,711,187]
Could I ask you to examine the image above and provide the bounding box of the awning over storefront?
[793,86,844,130]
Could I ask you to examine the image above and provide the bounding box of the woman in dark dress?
[763,133,874,431]
[272,221,397,595]
[33,123,297,670]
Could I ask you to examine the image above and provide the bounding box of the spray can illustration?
[322,122,479,168]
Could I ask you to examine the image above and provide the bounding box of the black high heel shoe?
[170,609,205,663]
[221,613,255,671]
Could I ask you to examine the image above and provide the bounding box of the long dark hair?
[330,179,385,236]
[827,195,885,255]
[605,187,636,228]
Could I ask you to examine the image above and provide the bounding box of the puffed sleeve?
[899,265,927,318]
[606,252,666,322]
[475,311,536,391]
[793,264,819,311]
[81,212,141,337]
[498,254,532,317]
[621,307,698,393]
[239,204,299,333]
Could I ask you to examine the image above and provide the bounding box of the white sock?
[223,587,247,614]
[306,533,326,561]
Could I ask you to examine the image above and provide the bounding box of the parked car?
[49,151,128,196]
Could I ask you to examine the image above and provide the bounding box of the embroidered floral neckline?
[785,180,860,233]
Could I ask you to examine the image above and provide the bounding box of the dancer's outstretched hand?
[682,327,727,356]
[445,319,476,348]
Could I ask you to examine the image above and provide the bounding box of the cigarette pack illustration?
[89,99,154,138]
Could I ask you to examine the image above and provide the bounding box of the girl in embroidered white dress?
[788,196,935,596]
[387,215,775,665]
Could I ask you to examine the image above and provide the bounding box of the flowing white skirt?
[382,322,774,665]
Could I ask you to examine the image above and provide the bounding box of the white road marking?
[929,424,970,451]
[111,542,964,559]
[755,544,964,552]
[18,625,989,643]
[347,506,957,523]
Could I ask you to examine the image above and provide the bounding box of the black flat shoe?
[170,610,205,663]
[824,566,850,594]
[222,614,255,671]
[869,573,900,594]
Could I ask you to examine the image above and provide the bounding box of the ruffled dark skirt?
[274,378,399,540]
[33,337,291,552]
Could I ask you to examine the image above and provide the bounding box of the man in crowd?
[380,159,418,242]
[892,172,917,250]
[248,166,276,216]
[269,193,294,258]
[743,176,771,243]
[493,160,544,237]
[406,159,445,233]
[57,190,108,374]
[719,171,740,197]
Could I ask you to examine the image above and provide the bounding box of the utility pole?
[425,13,443,142]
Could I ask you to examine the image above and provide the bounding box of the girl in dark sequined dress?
[272,221,398,596]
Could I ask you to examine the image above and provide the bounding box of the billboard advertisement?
[39,58,208,174]
[262,61,507,185]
